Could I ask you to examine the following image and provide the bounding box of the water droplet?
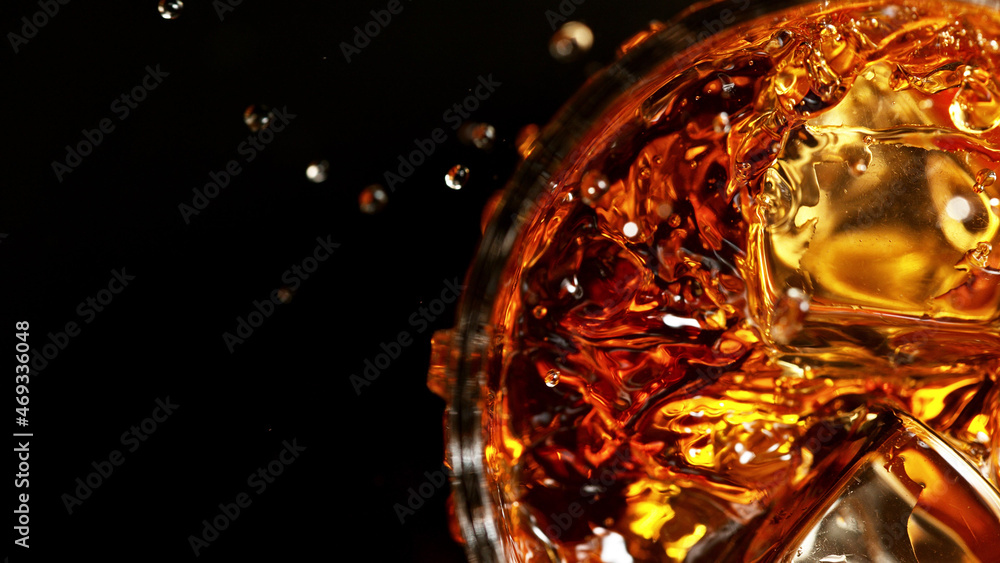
[471,123,496,150]
[863,135,875,146]
[549,21,594,62]
[974,168,996,193]
[276,287,295,304]
[581,170,610,206]
[544,369,561,387]
[622,221,639,238]
[243,104,274,132]
[158,0,183,19]
[713,112,731,134]
[668,214,682,228]
[305,160,329,183]
[532,305,548,319]
[359,184,388,214]
[445,165,470,190]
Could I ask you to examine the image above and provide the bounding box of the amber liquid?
[473,1,1000,561]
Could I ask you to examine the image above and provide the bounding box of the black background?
[3,1,684,561]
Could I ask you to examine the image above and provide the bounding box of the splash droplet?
[243,104,274,132]
[712,112,731,134]
[471,123,496,150]
[544,369,561,387]
[516,124,540,158]
[458,122,497,150]
[276,287,295,304]
[549,21,594,62]
[359,184,388,214]
[445,165,470,190]
[581,170,610,206]
[305,160,329,183]
[974,169,996,193]
[158,0,183,19]
[532,305,548,319]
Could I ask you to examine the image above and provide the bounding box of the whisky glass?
[430,0,1000,561]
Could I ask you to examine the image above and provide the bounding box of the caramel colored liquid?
[477,1,1000,561]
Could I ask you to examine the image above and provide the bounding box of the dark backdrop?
[3,1,683,561]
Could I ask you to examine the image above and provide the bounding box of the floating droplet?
[243,104,274,132]
[359,184,388,214]
[305,160,329,183]
[544,369,561,387]
[532,305,548,319]
[656,202,673,219]
[516,124,540,158]
[549,21,594,62]
[622,221,639,238]
[471,123,496,150]
[668,214,682,228]
[771,287,810,345]
[276,287,295,304]
[712,112,731,134]
[158,0,183,19]
[974,169,996,193]
[581,170,610,206]
[445,165,470,190]
[458,122,497,150]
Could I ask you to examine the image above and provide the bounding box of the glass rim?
[440,0,1000,560]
